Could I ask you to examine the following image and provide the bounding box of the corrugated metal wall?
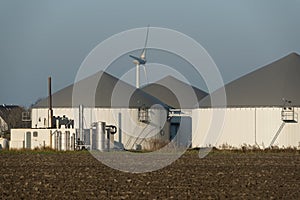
[192,107,300,149]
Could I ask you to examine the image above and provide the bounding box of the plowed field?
[1,150,299,199]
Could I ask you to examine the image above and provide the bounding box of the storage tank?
[61,131,71,151]
[95,121,106,151]
[0,137,9,150]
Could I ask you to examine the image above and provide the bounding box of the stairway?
[269,122,286,147]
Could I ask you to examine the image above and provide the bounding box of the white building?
[141,75,208,147]
[192,53,300,149]
[11,71,170,150]
[11,53,300,150]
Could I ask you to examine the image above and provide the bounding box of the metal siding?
[216,108,255,148]
[192,109,213,148]
[192,107,300,149]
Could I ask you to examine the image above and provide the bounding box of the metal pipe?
[79,105,84,142]
[136,63,140,88]
[50,130,52,149]
[70,134,75,151]
[48,77,53,128]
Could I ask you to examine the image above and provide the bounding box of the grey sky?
[0,0,300,107]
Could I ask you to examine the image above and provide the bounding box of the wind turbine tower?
[129,26,149,88]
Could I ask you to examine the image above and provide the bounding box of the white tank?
[0,137,9,150]
[95,121,106,151]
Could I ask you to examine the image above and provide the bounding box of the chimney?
[48,77,53,128]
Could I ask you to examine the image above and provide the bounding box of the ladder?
[269,122,285,147]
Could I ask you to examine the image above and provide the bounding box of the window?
[33,131,38,137]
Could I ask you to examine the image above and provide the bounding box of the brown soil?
[0,150,299,199]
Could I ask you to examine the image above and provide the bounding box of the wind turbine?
[129,26,149,88]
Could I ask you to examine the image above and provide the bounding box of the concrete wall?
[192,107,300,149]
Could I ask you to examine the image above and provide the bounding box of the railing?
[281,110,298,123]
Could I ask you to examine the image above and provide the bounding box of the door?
[170,123,179,141]
[26,131,31,149]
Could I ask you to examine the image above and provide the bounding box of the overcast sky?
[1,0,300,107]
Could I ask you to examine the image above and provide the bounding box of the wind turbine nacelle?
[133,60,140,65]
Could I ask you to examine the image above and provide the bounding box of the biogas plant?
[8,52,300,151]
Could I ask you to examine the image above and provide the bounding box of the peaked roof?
[0,105,29,131]
[200,53,300,107]
[0,105,22,122]
[141,76,208,109]
[33,71,168,109]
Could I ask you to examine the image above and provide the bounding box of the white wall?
[192,107,300,149]
[10,128,76,150]
[31,107,170,150]
[10,129,51,149]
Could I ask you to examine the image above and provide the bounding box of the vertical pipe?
[48,77,53,128]
[79,105,84,142]
[110,132,114,149]
[70,134,75,151]
[54,131,58,150]
[90,108,93,150]
[58,131,62,151]
[50,130,52,149]
[254,108,257,145]
[136,63,140,88]
[90,128,93,150]
[64,131,67,151]
[107,129,110,151]
[118,112,122,144]
[67,131,70,150]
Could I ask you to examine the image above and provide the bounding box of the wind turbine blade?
[140,25,150,60]
[129,55,140,60]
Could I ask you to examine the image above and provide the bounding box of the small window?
[33,131,38,137]
[38,117,41,122]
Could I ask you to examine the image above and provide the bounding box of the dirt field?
[0,149,299,199]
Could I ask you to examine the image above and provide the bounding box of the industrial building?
[192,53,300,149]
[10,53,300,151]
[141,75,208,147]
[10,71,170,151]
[141,75,208,109]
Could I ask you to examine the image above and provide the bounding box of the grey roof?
[0,105,28,130]
[200,53,300,107]
[0,105,22,123]
[34,71,168,109]
[141,76,208,109]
